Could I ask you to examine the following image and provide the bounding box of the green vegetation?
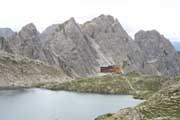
[43,73,170,99]
[94,80,180,120]
[95,113,113,120]
[22,67,179,120]
[45,75,132,94]
[176,76,180,81]
[41,72,180,120]
[137,82,180,119]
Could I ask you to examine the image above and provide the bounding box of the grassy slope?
[41,72,180,120]
[95,80,180,120]
[137,82,180,119]
[46,75,132,94]
[43,72,171,99]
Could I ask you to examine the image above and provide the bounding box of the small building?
[100,65,123,74]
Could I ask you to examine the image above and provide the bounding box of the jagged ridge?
[0,14,179,77]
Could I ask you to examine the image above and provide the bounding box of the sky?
[0,0,179,41]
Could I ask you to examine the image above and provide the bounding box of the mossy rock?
[95,113,113,120]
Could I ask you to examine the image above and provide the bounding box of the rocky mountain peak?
[20,23,38,33]
[135,30,163,41]
[44,17,80,36]
[18,23,40,42]
[81,15,149,74]
[0,28,15,38]
[82,14,116,33]
[94,14,115,23]
[82,14,129,39]
[66,17,76,24]
[0,22,44,60]
[39,17,102,77]
[135,30,176,58]
[135,30,180,76]
[63,17,82,34]
[0,15,180,77]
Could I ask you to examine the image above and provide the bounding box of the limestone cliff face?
[82,15,154,74]
[0,15,179,77]
[81,15,180,76]
[1,23,46,60]
[135,30,180,76]
[40,18,109,77]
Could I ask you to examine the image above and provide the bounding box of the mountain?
[0,23,46,60]
[39,18,107,77]
[82,15,180,76]
[81,15,147,74]
[135,30,180,76]
[0,28,15,38]
[0,15,180,77]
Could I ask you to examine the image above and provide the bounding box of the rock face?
[0,28,16,52]
[0,23,46,62]
[82,15,160,75]
[0,37,7,51]
[0,28,15,38]
[82,15,142,72]
[40,18,112,77]
[0,15,179,77]
[6,23,45,60]
[135,30,180,76]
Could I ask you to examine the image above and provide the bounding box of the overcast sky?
[0,0,179,41]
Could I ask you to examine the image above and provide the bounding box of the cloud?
[0,0,179,41]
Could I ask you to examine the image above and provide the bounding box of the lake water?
[0,88,143,120]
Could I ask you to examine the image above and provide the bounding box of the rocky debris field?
[0,52,69,88]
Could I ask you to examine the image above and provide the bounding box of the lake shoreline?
[0,74,179,120]
[0,74,177,100]
[0,88,144,120]
[38,74,173,100]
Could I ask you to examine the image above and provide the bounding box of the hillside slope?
[95,80,180,120]
[0,52,69,88]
